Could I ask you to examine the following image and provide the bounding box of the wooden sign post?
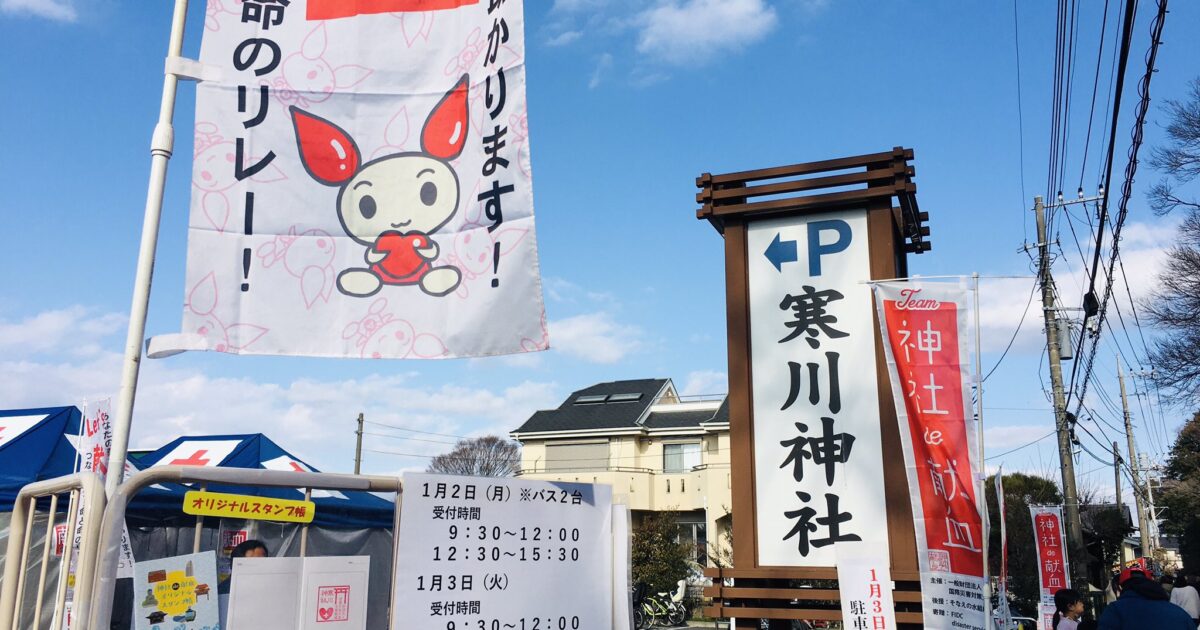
[697,148,931,628]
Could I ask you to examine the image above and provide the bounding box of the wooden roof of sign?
[696,146,930,255]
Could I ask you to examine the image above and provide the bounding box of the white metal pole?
[107,0,190,498]
[973,272,992,624]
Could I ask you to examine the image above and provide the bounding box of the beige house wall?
[515,420,732,565]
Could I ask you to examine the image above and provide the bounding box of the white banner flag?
[149,0,547,360]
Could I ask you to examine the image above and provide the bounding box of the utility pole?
[1141,453,1160,553]
[354,413,364,475]
[1035,195,1088,589]
[1117,362,1151,555]
[1112,441,1123,523]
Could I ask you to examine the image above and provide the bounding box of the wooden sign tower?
[697,148,931,628]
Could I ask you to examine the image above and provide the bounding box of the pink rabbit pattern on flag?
[149,0,546,360]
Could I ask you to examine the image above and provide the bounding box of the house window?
[663,442,700,473]
[677,517,708,565]
[544,442,608,472]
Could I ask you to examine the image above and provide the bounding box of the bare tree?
[426,435,520,477]
[1144,78,1200,402]
[1148,79,1200,216]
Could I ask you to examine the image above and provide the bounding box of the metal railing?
[0,472,106,630]
[85,466,402,630]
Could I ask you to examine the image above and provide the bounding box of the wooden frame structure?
[696,148,930,628]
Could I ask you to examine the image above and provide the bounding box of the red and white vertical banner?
[1030,505,1069,630]
[148,0,547,360]
[66,401,135,581]
[837,543,898,630]
[873,281,987,630]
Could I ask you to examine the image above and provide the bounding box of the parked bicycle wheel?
[633,607,647,629]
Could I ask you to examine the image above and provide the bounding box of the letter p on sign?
[807,219,852,276]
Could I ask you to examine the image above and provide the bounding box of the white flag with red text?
[149,0,546,360]
[873,281,988,630]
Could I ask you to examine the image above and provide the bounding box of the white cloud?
[546,30,582,47]
[0,0,76,21]
[589,53,614,89]
[549,312,641,363]
[551,0,607,13]
[635,0,777,66]
[0,305,125,357]
[0,307,561,474]
[679,370,726,397]
[973,218,1173,357]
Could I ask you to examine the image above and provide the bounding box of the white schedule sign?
[395,473,613,630]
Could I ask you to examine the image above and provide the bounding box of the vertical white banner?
[67,401,135,584]
[874,281,987,630]
[746,210,888,566]
[149,0,547,360]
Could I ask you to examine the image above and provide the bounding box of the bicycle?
[636,580,688,627]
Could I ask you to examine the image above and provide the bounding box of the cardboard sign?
[184,490,316,523]
[133,551,220,630]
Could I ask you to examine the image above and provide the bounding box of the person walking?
[1052,588,1084,630]
[1098,567,1194,629]
[1169,573,1200,625]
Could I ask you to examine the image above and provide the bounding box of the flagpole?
[973,272,993,624]
[107,0,190,498]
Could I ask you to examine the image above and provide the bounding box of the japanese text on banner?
[747,211,889,567]
[148,0,547,360]
[873,281,987,630]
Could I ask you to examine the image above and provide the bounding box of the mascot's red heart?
[374,230,429,279]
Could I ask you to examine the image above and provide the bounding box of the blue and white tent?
[0,406,83,510]
[130,434,394,529]
[0,408,393,529]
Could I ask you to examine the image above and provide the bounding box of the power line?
[986,430,1056,461]
[361,419,472,440]
[983,277,1039,382]
[1013,0,1030,238]
[1068,0,1167,417]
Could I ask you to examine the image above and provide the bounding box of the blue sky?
[1,0,1197,502]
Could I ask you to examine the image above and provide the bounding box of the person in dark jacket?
[1098,567,1195,629]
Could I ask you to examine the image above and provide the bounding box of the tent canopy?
[0,409,394,529]
[129,434,394,529]
[0,406,82,510]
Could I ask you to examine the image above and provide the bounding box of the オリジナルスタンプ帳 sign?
[150,0,546,359]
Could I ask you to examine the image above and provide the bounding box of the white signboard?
[395,473,613,630]
[747,210,889,566]
[837,543,897,630]
[148,0,548,360]
[228,556,370,630]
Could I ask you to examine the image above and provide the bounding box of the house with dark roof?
[510,378,731,565]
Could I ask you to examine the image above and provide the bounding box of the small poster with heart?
[315,585,350,623]
[228,556,368,630]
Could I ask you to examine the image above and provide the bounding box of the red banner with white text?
[873,281,987,630]
[1031,506,1069,602]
